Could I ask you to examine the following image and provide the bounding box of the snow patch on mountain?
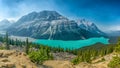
[7,10,106,40]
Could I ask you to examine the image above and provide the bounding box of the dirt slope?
[0,50,116,68]
[43,53,116,68]
[0,50,37,68]
[43,60,74,68]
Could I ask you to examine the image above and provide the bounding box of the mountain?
[0,19,12,30]
[7,10,105,40]
[107,30,120,37]
[77,19,102,33]
[106,31,120,43]
[77,19,105,37]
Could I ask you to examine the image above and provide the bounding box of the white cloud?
[0,0,120,32]
[0,0,57,21]
[109,25,120,31]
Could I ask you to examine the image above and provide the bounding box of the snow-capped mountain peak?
[77,19,93,27]
[7,10,105,40]
[77,19,98,31]
[0,19,12,30]
[15,11,68,26]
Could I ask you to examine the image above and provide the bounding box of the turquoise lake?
[34,37,109,49]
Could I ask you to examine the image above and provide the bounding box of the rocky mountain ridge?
[0,19,12,30]
[7,10,105,40]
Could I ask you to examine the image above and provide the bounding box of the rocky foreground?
[0,50,37,68]
[0,50,116,68]
[43,53,116,68]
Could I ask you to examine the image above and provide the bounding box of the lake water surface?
[34,37,109,49]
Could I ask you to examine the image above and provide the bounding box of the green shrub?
[115,45,120,53]
[29,47,53,64]
[0,46,5,50]
[115,37,120,53]
[108,56,120,68]
[71,56,81,65]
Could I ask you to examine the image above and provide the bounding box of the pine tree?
[115,37,120,53]
[25,38,29,54]
[5,32,10,50]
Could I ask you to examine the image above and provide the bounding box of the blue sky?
[0,0,120,31]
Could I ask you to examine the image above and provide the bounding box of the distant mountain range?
[107,31,120,36]
[0,19,12,30]
[7,10,106,40]
[106,31,120,43]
